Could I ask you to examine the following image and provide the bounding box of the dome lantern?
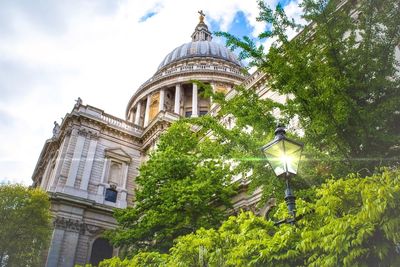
[191,10,212,42]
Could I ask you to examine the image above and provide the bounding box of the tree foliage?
[0,184,51,267]
[216,0,400,176]
[98,168,400,267]
[106,122,236,254]
[179,0,400,204]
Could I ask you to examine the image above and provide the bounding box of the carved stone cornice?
[85,224,103,236]
[53,216,86,234]
[77,127,99,140]
[53,216,104,236]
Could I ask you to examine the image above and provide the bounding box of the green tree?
[106,122,236,254]
[89,252,168,267]
[216,0,400,176]
[97,168,400,266]
[168,168,400,267]
[0,184,51,267]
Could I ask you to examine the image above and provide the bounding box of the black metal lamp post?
[261,126,304,224]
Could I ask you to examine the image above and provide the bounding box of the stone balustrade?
[77,105,143,135]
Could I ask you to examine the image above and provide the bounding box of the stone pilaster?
[62,231,80,267]
[51,132,72,191]
[40,161,52,189]
[80,136,98,191]
[45,228,65,267]
[65,132,85,187]
[48,217,86,267]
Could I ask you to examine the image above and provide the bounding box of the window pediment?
[104,148,131,163]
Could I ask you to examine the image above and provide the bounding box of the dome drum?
[126,57,246,118]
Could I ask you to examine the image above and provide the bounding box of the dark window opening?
[199,110,208,116]
[105,188,117,203]
[185,111,192,117]
[89,238,113,266]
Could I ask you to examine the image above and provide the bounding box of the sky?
[0,0,304,185]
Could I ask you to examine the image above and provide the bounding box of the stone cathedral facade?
[32,14,275,267]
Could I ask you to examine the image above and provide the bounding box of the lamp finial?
[274,125,286,137]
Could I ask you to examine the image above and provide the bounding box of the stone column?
[192,83,198,117]
[134,102,141,125]
[174,84,181,115]
[66,133,85,187]
[144,95,151,127]
[45,228,65,267]
[159,88,165,112]
[80,137,98,191]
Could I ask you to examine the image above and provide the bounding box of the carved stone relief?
[53,217,86,234]
[78,128,99,140]
[53,216,104,236]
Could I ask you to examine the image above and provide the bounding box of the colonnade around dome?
[127,81,232,127]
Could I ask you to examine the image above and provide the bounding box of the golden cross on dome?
[198,10,205,22]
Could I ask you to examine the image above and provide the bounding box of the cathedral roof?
[157,11,242,71]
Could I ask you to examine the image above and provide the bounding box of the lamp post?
[261,126,304,225]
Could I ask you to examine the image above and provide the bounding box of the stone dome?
[158,41,242,70]
[157,12,242,71]
[125,11,248,122]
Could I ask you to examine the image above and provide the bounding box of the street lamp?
[261,126,304,224]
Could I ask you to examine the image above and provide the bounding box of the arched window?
[89,238,113,266]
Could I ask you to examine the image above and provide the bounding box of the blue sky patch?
[279,0,292,7]
[139,11,158,22]
[229,11,253,39]
[209,11,254,47]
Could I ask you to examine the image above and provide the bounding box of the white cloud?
[0,0,301,185]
